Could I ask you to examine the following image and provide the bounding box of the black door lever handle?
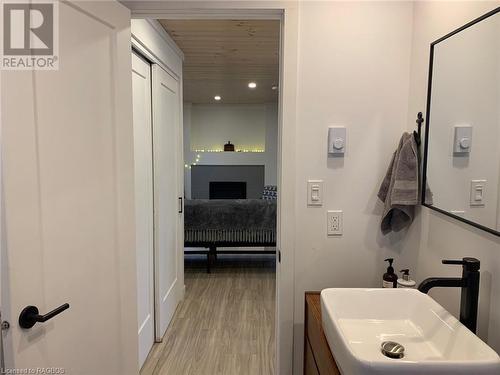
[19,303,70,329]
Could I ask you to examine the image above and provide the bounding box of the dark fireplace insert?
[209,181,247,199]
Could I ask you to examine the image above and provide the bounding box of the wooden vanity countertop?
[304,292,341,375]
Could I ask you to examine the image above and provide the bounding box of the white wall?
[184,102,278,199]
[190,103,267,152]
[125,3,500,374]
[292,2,415,371]
[293,3,500,369]
[406,1,500,354]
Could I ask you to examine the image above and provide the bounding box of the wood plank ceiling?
[158,20,279,104]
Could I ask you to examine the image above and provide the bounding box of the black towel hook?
[414,112,424,146]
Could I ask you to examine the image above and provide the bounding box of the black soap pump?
[383,258,398,288]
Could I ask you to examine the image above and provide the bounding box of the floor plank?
[141,255,276,375]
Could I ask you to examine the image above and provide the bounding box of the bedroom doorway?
[141,19,279,375]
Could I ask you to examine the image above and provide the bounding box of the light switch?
[470,180,486,207]
[454,126,472,154]
[328,127,346,155]
[307,180,324,206]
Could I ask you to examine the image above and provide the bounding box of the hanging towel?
[378,132,419,234]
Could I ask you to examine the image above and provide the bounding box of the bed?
[184,198,277,272]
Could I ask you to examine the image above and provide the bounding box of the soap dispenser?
[383,258,398,288]
[397,269,416,289]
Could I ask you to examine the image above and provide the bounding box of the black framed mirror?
[422,7,500,236]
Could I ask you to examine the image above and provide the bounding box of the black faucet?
[418,257,480,333]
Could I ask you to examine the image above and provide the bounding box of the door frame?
[127,3,299,374]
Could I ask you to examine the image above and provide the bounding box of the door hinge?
[278,249,281,263]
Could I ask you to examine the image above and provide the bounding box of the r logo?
[3,3,53,55]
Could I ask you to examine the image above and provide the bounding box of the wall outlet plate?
[327,210,342,236]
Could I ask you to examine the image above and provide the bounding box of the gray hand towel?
[378,132,419,234]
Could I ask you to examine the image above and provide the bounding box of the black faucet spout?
[418,277,464,293]
[417,257,480,333]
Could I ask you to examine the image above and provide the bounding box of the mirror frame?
[421,6,500,237]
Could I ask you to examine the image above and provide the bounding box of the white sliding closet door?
[152,64,182,339]
[132,51,155,368]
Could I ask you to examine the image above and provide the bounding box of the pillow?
[262,185,277,200]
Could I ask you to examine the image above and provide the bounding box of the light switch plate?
[327,210,343,236]
[328,127,346,154]
[454,126,472,154]
[307,180,324,206]
[470,180,486,207]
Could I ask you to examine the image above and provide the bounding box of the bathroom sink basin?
[321,288,500,375]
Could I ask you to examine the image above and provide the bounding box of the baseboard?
[181,284,186,300]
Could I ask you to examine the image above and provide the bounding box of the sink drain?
[381,341,405,359]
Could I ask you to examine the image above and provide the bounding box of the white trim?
[131,19,183,79]
[0,70,5,372]
[180,284,186,300]
[130,9,282,20]
[146,19,184,60]
[121,1,284,19]
[274,6,298,375]
[125,4,298,374]
[131,37,177,79]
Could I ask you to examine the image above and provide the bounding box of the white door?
[132,52,155,368]
[1,1,138,374]
[152,64,181,339]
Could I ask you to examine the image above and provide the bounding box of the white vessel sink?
[321,288,500,375]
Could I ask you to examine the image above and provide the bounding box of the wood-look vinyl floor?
[141,254,276,375]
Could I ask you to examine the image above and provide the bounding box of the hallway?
[141,255,276,375]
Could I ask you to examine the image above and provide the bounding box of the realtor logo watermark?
[0,0,59,70]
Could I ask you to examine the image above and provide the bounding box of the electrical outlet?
[327,210,343,236]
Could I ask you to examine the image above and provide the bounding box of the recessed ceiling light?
[248,82,257,89]
[214,95,221,101]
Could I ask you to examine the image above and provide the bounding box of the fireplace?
[191,165,264,199]
[209,181,247,199]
